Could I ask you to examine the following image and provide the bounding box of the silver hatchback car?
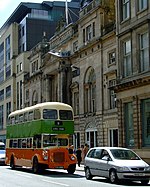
[84,147,150,185]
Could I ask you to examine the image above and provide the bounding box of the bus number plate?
[52,127,65,131]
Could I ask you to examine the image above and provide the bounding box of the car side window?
[94,149,102,159]
[87,149,95,158]
[100,149,110,160]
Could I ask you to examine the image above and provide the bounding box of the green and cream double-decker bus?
[5,102,77,174]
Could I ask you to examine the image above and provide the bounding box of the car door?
[91,149,102,176]
[96,149,111,178]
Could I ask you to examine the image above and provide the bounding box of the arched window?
[32,91,38,105]
[84,67,96,113]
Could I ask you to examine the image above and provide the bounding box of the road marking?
[42,179,69,186]
[16,173,32,178]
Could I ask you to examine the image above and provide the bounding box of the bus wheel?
[67,164,76,174]
[32,157,39,174]
[10,155,15,169]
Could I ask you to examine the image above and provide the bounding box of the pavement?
[76,164,84,172]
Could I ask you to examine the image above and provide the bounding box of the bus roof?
[9,102,73,117]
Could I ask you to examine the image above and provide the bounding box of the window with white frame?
[138,0,148,11]
[122,0,130,21]
[109,90,116,109]
[123,39,132,77]
[83,23,95,44]
[139,32,149,72]
[20,62,22,72]
[109,128,118,147]
[86,25,92,41]
[85,130,97,148]
[108,51,116,65]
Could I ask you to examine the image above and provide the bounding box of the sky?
[0,0,66,28]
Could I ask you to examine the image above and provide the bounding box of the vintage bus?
[5,102,77,174]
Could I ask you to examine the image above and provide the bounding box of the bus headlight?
[70,155,76,161]
[42,149,48,160]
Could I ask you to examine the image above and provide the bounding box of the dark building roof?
[0,0,80,32]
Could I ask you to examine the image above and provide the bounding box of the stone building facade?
[115,0,150,163]
[24,0,117,149]
[1,0,149,163]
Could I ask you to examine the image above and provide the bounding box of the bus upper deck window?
[59,110,73,120]
[34,109,41,120]
[29,111,33,121]
[43,109,57,119]
[24,112,28,122]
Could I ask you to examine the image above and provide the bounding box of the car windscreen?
[0,145,5,150]
[110,149,140,160]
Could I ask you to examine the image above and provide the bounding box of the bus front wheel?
[67,164,76,174]
[32,157,39,174]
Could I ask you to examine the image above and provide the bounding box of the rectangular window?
[17,82,19,110]
[5,35,11,65]
[86,25,92,41]
[20,80,22,108]
[138,0,148,11]
[0,105,4,130]
[0,89,4,101]
[20,62,22,71]
[141,98,150,147]
[73,41,78,52]
[109,90,116,109]
[83,29,85,43]
[139,32,149,72]
[74,92,79,115]
[22,26,25,36]
[0,42,4,83]
[123,39,132,77]
[6,85,11,98]
[91,84,96,113]
[108,51,116,65]
[92,22,95,37]
[124,102,134,147]
[109,129,118,147]
[122,0,130,21]
[6,102,11,122]
[17,65,19,74]
[26,89,29,100]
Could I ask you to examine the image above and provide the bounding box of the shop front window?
[141,98,150,147]
[124,102,134,147]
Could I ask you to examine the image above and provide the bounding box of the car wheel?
[109,170,118,184]
[141,180,149,185]
[85,167,93,180]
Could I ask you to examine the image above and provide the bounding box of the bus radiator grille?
[53,152,65,162]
